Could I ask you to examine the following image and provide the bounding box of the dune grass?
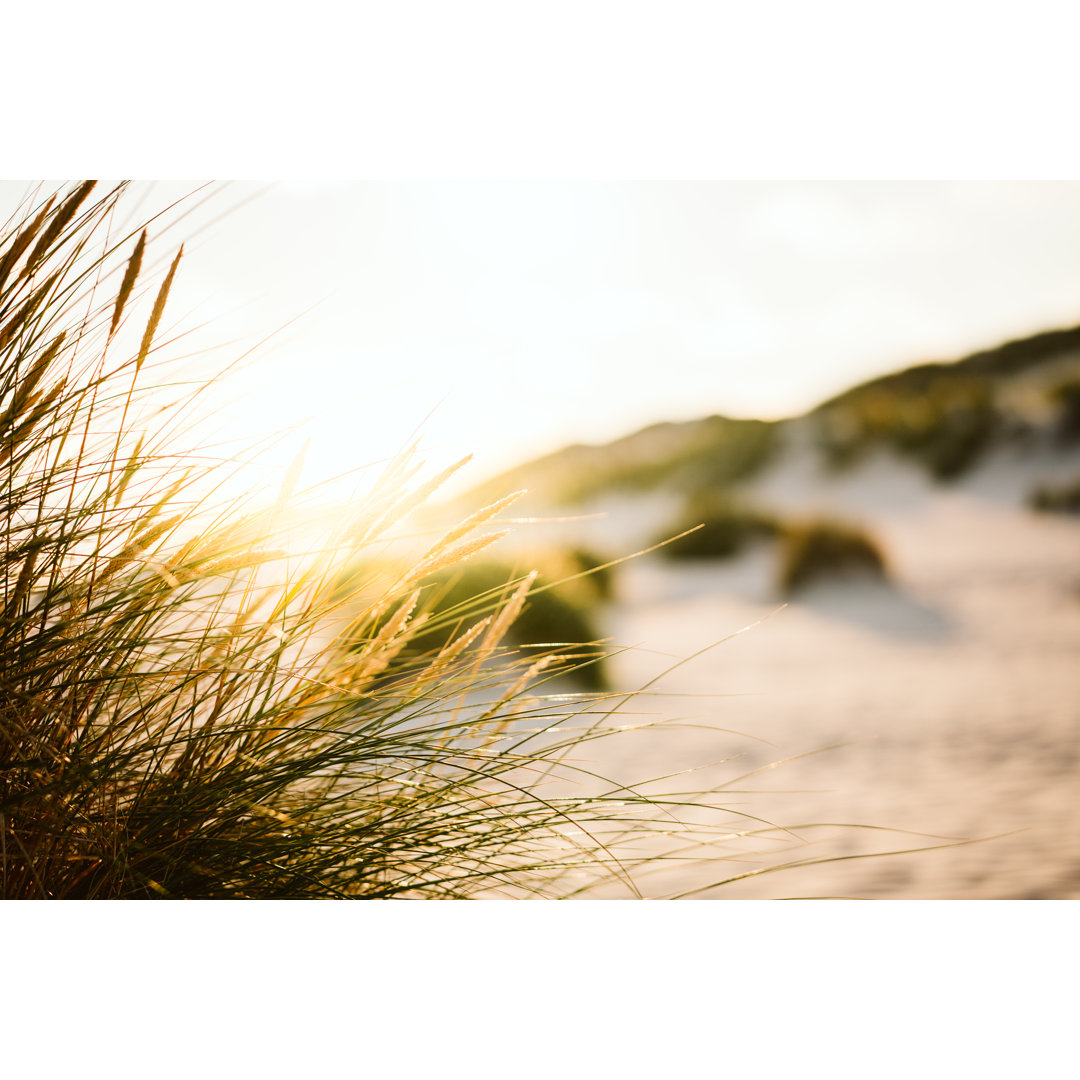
[654,493,783,561]
[349,548,615,692]
[462,415,779,510]
[653,495,889,604]
[0,182,835,900]
[1048,376,1080,443]
[815,376,999,479]
[777,517,889,595]
[0,182,965,900]
[1028,474,1080,515]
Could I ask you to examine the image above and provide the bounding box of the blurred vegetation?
[344,547,614,691]
[681,416,780,492]
[654,493,782,560]
[1029,474,1080,515]
[815,376,1000,479]
[1048,376,1080,443]
[463,415,780,509]
[811,324,1080,481]
[461,324,1080,519]
[562,545,616,601]
[8,183,832,900]
[777,518,889,595]
[951,324,1080,378]
[653,492,890,598]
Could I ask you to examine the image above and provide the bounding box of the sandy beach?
[501,435,1080,898]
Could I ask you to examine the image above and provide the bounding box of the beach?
[503,437,1080,898]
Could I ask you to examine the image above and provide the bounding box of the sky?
[8,180,1080,498]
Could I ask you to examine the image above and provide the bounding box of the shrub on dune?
[1029,474,1080,515]
[655,493,782,561]
[561,545,617,602]
[906,388,998,480]
[349,552,613,691]
[815,377,999,480]
[1048,376,1080,443]
[777,517,889,595]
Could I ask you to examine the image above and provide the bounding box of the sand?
[502,438,1080,898]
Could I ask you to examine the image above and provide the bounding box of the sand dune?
[500,439,1080,898]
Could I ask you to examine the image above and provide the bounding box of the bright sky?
[9,181,1080,497]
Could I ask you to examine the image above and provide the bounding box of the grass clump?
[5,182,836,900]
[652,496,889,603]
[463,415,779,510]
[777,518,889,595]
[654,493,782,561]
[562,545,616,601]
[1048,376,1080,443]
[344,547,615,691]
[564,416,780,504]
[815,377,999,479]
[1029,474,1080,515]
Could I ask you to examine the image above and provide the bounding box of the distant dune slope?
[456,322,1080,514]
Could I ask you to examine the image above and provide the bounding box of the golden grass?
[0,182,957,900]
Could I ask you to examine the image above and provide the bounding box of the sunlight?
[5,180,1080,902]
[13,179,1076,509]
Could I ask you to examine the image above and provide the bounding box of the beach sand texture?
[505,441,1080,898]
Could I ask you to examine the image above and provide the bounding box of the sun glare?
[11,178,1072,512]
